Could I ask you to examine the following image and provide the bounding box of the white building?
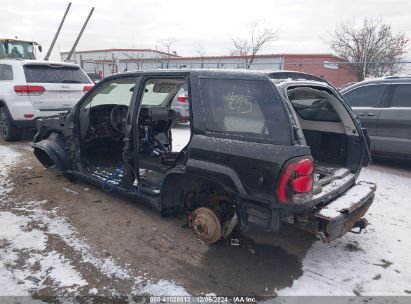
[60,48,283,77]
[60,48,178,76]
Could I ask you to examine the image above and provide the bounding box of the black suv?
[32,70,375,243]
[341,76,411,160]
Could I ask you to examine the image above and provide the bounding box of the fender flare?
[160,159,246,213]
[32,132,71,173]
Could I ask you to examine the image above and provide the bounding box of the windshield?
[140,79,185,106]
[0,41,35,59]
[85,78,136,108]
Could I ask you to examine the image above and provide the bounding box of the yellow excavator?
[0,38,42,60]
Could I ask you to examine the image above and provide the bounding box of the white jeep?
[0,59,93,141]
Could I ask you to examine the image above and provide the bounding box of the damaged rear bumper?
[299,181,376,242]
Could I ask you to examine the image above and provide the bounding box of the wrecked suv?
[32,69,376,243]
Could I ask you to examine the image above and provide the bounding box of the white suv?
[0,59,93,141]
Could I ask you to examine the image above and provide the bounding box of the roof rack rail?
[384,75,411,79]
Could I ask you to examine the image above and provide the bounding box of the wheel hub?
[192,207,222,244]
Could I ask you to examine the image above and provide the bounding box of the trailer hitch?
[350,218,368,234]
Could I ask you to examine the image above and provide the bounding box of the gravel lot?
[1,134,411,300]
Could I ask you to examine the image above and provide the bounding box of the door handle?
[359,113,375,117]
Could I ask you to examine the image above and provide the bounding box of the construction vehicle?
[0,38,42,60]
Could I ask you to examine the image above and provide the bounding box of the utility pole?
[44,2,72,61]
[66,7,95,61]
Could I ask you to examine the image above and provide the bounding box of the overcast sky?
[1,0,410,61]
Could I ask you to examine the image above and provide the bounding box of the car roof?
[0,59,80,68]
[341,75,411,93]
[0,38,38,44]
[261,70,328,83]
[274,79,333,89]
[256,70,336,90]
[105,68,272,80]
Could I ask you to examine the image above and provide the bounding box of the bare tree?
[197,45,206,68]
[158,37,177,69]
[123,52,144,70]
[231,19,278,69]
[330,17,409,80]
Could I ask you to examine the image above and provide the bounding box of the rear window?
[287,87,341,122]
[23,65,91,84]
[200,78,291,144]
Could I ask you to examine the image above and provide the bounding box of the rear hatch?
[23,63,92,111]
[278,81,371,206]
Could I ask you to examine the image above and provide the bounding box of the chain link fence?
[88,59,411,88]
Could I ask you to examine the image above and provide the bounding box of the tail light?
[177,93,188,103]
[277,157,314,204]
[83,85,93,93]
[14,85,45,96]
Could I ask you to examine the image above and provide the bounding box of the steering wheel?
[110,105,129,133]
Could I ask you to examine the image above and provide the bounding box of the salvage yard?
[1,135,411,299]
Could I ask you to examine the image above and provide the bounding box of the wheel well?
[0,101,12,115]
[182,176,235,219]
[33,147,55,168]
[32,132,70,171]
[161,174,235,216]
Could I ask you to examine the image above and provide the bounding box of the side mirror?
[38,45,42,52]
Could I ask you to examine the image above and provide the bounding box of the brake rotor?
[192,207,222,244]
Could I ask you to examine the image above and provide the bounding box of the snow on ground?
[278,167,411,296]
[0,145,188,297]
[0,145,20,198]
[2,138,411,298]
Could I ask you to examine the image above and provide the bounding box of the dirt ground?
[1,137,317,298]
[2,135,411,299]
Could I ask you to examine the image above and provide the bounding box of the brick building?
[282,54,358,87]
[61,49,358,87]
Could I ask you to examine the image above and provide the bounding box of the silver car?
[170,86,189,122]
[341,76,411,160]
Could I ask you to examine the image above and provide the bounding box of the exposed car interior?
[78,77,190,193]
[286,86,362,195]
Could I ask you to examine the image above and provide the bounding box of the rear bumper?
[13,119,38,129]
[13,110,66,129]
[298,181,376,242]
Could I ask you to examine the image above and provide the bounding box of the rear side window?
[0,64,13,81]
[343,85,385,107]
[200,78,291,144]
[390,84,411,107]
[23,65,91,84]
